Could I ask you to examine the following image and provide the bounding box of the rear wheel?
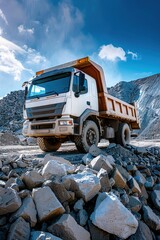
[74,120,99,153]
[115,123,131,146]
[37,137,61,152]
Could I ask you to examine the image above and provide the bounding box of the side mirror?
[24,86,28,98]
[79,72,85,92]
[74,72,85,98]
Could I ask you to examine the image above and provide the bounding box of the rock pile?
[0,90,24,133]
[0,90,26,145]
[0,143,160,239]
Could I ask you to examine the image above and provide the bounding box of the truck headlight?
[59,120,73,126]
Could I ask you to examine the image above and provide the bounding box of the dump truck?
[22,57,140,152]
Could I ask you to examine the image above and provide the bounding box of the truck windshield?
[27,72,71,99]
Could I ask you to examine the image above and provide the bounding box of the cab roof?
[36,57,107,93]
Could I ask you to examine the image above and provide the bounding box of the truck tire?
[74,120,99,153]
[37,137,61,152]
[115,123,131,146]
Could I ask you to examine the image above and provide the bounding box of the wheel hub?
[86,129,97,145]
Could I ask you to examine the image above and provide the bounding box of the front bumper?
[22,117,74,137]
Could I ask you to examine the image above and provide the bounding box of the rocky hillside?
[108,74,160,139]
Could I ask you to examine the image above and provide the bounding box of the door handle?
[87,101,90,105]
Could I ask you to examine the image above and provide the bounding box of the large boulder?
[43,180,71,204]
[112,168,127,188]
[143,205,160,231]
[32,186,65,222]
[48,214,90,240]
[22,170,44,190]
[63,170,101,202]
[7,217,30,240]
[43,154,75,173]
[10,196,37,227]
[0,187,21,215]
[97,168,111,192]
[90,192,138,239]
[42,160,67,180]
[89,154,114,173]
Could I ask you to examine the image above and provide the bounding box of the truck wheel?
[115,123,131,146]
[74,120,99,153]
[37,137,61,152]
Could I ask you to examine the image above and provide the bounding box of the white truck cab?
[23,57,140,152]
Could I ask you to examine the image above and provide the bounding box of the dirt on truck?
[22,57,140,153]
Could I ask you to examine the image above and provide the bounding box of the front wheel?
[115,123,131,146]
[74,120,99,153]
[37,137,61,152]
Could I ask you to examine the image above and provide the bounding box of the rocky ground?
[0,142,160,240]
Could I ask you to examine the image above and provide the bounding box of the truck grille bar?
[26,102,66,119]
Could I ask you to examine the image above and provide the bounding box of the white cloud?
[0,36,25,54]
[99,44,126,62]
[18,24,34,34]
[26,47,46,64]
[0,45,25,81]
[128,50,138,60]
[0,36,25,81]
[0,9,8,25]
[0,36,46,81]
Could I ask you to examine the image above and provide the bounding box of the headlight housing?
[58,120,73,126]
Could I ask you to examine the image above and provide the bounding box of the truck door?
[71,73,98,117]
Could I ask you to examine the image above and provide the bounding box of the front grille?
[26,102,66,119]
[31,123,55,130]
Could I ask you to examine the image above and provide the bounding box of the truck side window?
[73,75,88,94]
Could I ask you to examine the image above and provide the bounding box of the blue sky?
[0,0,160,97]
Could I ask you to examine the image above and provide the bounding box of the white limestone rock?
[32,186,65,222]
[63,170,101,202]
[43,154,76,173]
[42,160,67,180]
[43,154,72,166]
[90,192,138,239]
[89,154,114,173]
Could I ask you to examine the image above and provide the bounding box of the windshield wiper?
[46,90,59,96]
